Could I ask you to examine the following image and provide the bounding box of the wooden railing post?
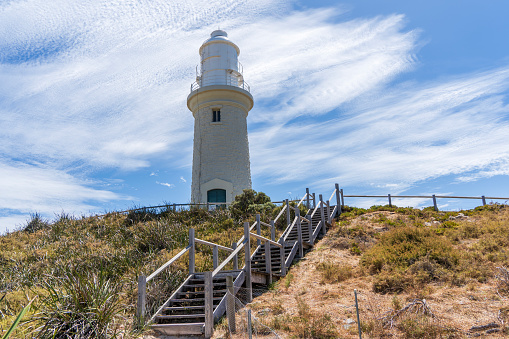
[320,194,327,235]
[335,183,342,215]
[313,193,316,209]
[306,188,310,209]
[232,242,238,270]
[204,271,213,338]
[213,245,218,269]
[226,276,236,333]
[256,214,261,247]
[307,213,313,245]
[189,228,195,274]
[137,275,146,328]
[244,222,252,303]
[340,189,344,208]
[432,194,438,211]
[388,194,392,207]
[265,240,272,285]
[285,199,291,227]
[327,200,331,223]
[270,220,275,241]
[279,237,286,276]
[173,203,176,212]
[482,195,487,206]
[296,207,303,258]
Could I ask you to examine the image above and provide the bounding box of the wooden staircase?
[138,185,342,338]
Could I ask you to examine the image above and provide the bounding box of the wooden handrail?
[328,189,337,203]
[147,245,191,282]
[249,232,283,248]
[195,238,234,252]
[235,222,258,246]
[273,204,287,223]
[212,240,246,277]
[300,215,310,223]
[282,216,298,241]
[259,220,272,227]
[297,193,308,207]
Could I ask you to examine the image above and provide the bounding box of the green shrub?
[361,226,458,274]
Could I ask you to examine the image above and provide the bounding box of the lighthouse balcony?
[190,71,250,93]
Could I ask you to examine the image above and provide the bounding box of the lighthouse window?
[212,109,221,122]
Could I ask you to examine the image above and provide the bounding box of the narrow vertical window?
[212,109,221,122]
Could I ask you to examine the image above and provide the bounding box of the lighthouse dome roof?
[200,30,240,55]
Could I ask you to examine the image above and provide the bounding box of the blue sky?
[1,0,509,233]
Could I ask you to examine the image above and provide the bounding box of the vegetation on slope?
[0,189,288,338]
[215,203,509,338]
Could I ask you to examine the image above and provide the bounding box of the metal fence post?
[335,183,342,215]
[204,271,213,338]
[256,214,261,247]
[189,228,195,274]
[244,222,252,303]
[137,275,146,328]
[226,276,236,333]
[388,194,392,207]
[247,309,253,339]
[432,194,438,211]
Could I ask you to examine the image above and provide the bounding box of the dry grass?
[214,204,509,338]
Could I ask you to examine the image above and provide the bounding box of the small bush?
[23,213,50,233]
[316,262,354,283]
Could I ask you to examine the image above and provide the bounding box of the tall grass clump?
[30,268,127,339]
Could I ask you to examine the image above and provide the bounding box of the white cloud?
[180,176,187,183]
[1,0,508,226]
[157,181,175,188]
[0,161,126,233]
[250,66,509,193]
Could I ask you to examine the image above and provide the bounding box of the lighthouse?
[187,30,253,205]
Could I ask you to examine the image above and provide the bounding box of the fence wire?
[223,287,281,339]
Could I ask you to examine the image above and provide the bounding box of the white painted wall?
[188,31,253,204]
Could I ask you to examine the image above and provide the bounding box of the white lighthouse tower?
[187,30,253,205]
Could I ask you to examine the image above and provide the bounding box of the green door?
[207,189,226,203]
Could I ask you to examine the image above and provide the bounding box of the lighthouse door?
[207,189,226,204]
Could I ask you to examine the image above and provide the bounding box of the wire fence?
[222,287,281,339]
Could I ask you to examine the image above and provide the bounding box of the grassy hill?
[1,198,508,338]
[213,204,509,338]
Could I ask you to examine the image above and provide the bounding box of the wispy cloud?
[0,161,125,230]
[1,0,508,232]
[250,66,509,192]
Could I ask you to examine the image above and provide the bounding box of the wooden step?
[156,314,205,319]
[151,323,204,336]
